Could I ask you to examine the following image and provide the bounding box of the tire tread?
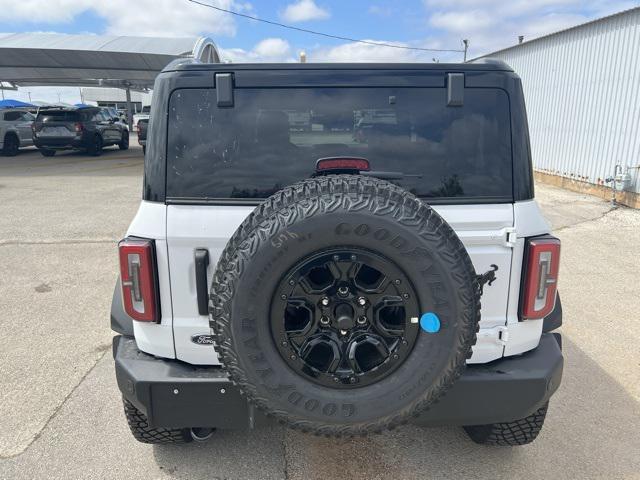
[210,175,482,437]
[464,403,549,446]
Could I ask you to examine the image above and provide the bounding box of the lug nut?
[290,354,297,360]
[321,297,330,306]
[394,279,402,285]
[349,377,357,384]
[402,293,409,299]
[281,294,287,300]
[333,376,340,383]
[357,297,366,306]
[320,316,330,325]
[338,286,349,297]
[392,353,399,360]
[357,315,367,325]
[289,279,295,286]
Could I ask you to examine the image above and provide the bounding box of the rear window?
[36,111,80,122]
[166,87,512,202]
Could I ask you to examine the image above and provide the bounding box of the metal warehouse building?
[478,7,640,208]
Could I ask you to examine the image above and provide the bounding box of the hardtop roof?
[162,58,512,74]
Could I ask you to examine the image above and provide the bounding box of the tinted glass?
[37,111,80,122]
[4,112,21,121]
[167,88,512,201]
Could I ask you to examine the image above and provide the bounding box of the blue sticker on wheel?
[420,312,441,333]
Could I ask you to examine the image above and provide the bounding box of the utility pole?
[462,39,469,62]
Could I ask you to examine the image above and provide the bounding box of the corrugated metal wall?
[486,7,640,193]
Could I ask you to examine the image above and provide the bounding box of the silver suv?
[1,109,35,156]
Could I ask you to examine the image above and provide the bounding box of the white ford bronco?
[111,60,563,446]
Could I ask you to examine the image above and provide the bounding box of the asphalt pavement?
[0,146,638,479]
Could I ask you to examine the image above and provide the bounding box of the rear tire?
[119,131,129,150]
[463,402,549,446]
[122,398,193,444]
[39,149,56,157]
[2,134,19,156]
[88,134,103,156]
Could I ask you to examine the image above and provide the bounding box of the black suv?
[33,107,129,157]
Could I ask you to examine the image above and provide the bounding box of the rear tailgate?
[34,111,79,139]
[166,204,513,365]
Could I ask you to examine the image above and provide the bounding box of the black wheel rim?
[271,248,420,388]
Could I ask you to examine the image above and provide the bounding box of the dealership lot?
[0,146,639,479]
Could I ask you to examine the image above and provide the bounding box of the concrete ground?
[0,146,638,479]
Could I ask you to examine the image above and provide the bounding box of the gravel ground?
[0,147,638,479]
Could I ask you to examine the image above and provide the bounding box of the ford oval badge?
[191,334,215,345]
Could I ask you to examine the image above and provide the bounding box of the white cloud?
[281,0,329,23]
[423,0,636,58]
[253,38,291,58]
[310,40,433,63]
[429,10,495,33]
[220,38,295,62]
[0,0,245,38]
[0,0,92,23]
[96,0,243,37]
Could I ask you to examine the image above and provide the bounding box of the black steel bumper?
[34,135,88,150]
[113,333,563,429]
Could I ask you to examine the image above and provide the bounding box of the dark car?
[32,107,129,157]
[136,117,148,154]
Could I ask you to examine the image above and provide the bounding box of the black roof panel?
[163,59,513,73]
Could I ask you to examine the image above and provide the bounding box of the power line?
[186,0,465,54]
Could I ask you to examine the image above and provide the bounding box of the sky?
[0,0,637,103]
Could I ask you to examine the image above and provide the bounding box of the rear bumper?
[114,333,563,429]
[34,135,88,150]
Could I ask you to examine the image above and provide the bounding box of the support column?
[125,85,133,131]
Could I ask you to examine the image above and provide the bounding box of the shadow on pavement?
[150,337,640,480]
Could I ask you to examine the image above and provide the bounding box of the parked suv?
[33,107,129,156]
[112,61,563,446]
[1,108,35,156]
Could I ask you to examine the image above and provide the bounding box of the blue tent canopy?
[0,99,34,108]
[74,103,92,108]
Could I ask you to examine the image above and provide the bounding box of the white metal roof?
[0,33,220,89]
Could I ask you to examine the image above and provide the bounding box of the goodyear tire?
[210,175,481,436]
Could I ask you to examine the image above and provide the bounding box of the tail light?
[521,235,561,319]
[74,122,84,133]
[316,157,370,173]
[118,237,160,322]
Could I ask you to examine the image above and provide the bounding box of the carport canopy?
[0,33,220,90]
[0,33,220,128]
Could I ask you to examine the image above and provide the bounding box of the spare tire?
[210,175,480,436]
